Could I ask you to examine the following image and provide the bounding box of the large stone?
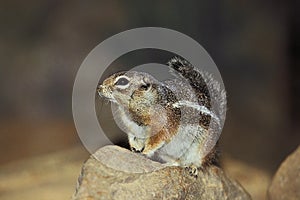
[222,155,271,200]
[268,145,300,200]
[73,145,251,200]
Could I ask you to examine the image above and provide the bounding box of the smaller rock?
[268,145,300,200]
[73,145,251,200]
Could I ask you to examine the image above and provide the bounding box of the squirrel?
[97,57,226,177]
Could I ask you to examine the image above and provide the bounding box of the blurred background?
[0,1,299,199]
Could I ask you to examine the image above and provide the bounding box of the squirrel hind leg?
[185,164,199,178]
[183,145,220,178]
[201,144,220,169]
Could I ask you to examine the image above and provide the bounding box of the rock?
[268,145,300,200]
[0,147,88,200]
[222,155,271,200]
[72,145,251,200]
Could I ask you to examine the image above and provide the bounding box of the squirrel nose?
[97,85,106,96]
[97,84,103,93]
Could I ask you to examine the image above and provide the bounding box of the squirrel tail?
[167,56,227,126]
[167,57,210,99]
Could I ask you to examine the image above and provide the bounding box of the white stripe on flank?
[172,100,220,123]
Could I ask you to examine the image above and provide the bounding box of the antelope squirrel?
[97,57,226,177]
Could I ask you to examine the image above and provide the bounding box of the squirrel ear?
[139,77,151,91]
[140,83,151,91]
[142,77,149,84]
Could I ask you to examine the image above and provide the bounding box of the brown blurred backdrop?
[0,1,299,199]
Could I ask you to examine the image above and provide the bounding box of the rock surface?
[73,145,251,200]
[222,155,271,200]
[0,147,88,200]
[268,145,300,200]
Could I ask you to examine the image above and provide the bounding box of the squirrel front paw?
[131,146,144,153]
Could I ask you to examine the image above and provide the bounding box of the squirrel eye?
[140,83,150,90]
[115,77,129,86]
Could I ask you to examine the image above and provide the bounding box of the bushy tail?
[167,57,226,125]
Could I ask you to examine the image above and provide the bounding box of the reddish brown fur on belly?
[128,107,151,126]
[145,107,180,152]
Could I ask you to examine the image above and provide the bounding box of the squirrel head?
[97,71,161,111]
[98,71,171,137]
